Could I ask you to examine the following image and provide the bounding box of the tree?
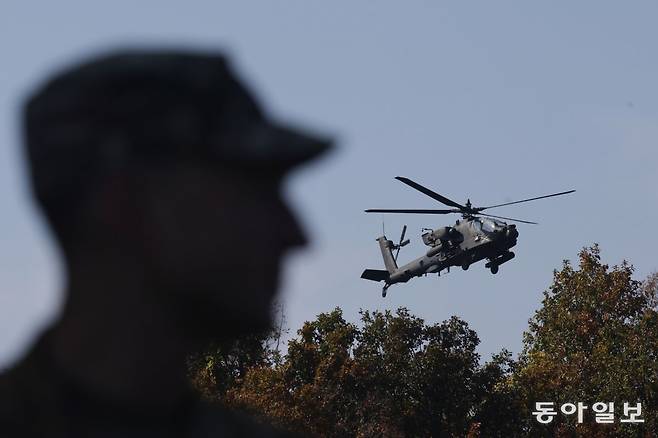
[188,303,288,401]
[513,245,658,437]
[190,308,513,437]
[188,245,658,437]
[187,331,273,401]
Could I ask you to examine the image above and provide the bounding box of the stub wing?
[360,269,390,282]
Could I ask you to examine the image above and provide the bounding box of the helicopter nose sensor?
[507,224,519,240]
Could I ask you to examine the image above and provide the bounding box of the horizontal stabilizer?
[361,269,389,282]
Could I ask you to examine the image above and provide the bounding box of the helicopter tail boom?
[377,236,399,273]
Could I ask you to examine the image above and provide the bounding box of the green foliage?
[514,245,658,436]
[188,245,658,437]
[187,331,274,401]
[190,308,512,437]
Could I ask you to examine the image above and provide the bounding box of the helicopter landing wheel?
[490,265,499,275]
[462,262,470,271]
[382,285,389,298]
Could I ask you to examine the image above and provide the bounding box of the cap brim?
[221,120,334,171]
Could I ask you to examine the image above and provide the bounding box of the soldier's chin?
[177,288,275,341]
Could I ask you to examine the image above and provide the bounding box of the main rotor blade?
[365,209,458,214]
[395,177,466,209]
[479,212,538,225]
[478,190,575,211]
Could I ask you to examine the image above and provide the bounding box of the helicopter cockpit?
[471,217,507,237]
[481,218,507,233]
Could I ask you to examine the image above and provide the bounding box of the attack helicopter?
[361,177,575,297]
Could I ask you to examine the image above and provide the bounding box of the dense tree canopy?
[189,245,658,437]
[190,308,513,436]
[513,245,658,437]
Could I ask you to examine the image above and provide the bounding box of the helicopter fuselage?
[363,216,519,293]
[361,176,574,297]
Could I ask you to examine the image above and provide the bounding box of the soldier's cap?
[24,49,333,203]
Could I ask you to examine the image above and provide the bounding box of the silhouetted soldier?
[0,50,330,437]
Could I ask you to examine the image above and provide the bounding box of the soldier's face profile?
[133,162,306,336]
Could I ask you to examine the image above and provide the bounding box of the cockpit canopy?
[473,218,507,234]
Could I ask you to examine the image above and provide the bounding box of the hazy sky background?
[1,1,657,367]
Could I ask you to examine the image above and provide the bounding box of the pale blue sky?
[1,1,657,366]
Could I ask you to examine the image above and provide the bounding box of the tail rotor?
[393,225,410,262]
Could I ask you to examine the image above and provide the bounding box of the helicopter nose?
[506,224,519,240]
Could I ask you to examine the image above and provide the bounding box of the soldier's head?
[23,50,330,338]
